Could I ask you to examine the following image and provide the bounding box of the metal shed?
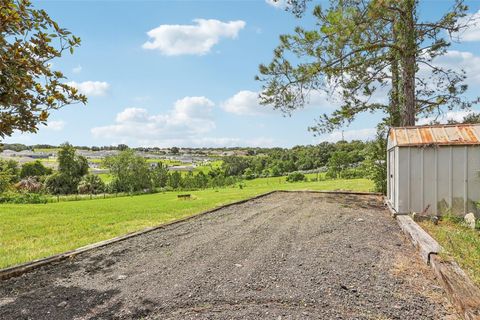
[387,124,480,216]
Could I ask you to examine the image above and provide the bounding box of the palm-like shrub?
[15,177,43,193]
[77,174,105,195]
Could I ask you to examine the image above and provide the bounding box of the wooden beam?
[430,255,480,320]
[396,214,441,263]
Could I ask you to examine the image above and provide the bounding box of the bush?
[20,161,52,178]
[363,129,387,194]
[0,192,48,204]
[45,172,74,195]
[243,168,256,180]
[338,168,367,179]
[77,174,105,194]
[286,172,306,182]
[15,177,43,193]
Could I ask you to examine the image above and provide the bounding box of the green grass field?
[0,176,373,269]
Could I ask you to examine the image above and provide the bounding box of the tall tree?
[103,149,152,192]
[257,0,475,133]
[0,0,86,139]
[45,142,89,194]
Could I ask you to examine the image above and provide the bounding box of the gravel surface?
[0,192,457,319]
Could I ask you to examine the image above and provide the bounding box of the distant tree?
[20,160,52,178]
[286,172,306,182]
[363,130,387,194]
[167,171,182,189]
[460,113,480,124]
[103,149,151,192]
[55,142,88,192]
[151,162,169,188]
[45,172,72,195]
[182,171,196,189]
[77,174,105,194]
[270,165,282,177]
[194,171,209,188]
[44,142,88,194]
[117,144,129,151]
[243,167,255,180]
[446,112,480,124]
[1,143,29,152]
[222,156,251,176]
[0,0,86,139]
[170,147,180,155]
[326,151,352,179]
[0,159,19,192]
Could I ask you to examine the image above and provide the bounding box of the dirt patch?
[0,192,456,319]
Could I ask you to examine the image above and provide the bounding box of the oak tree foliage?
[0,0,86,138]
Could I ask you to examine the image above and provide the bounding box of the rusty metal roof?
[388,124,480,148]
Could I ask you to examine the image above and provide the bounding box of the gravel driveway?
[0,192,456,319]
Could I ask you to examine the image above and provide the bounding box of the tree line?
[0,143,242,203]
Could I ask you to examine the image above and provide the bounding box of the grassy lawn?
[421,218,480,287]
[0,177,373,269]
[193,160,223,174]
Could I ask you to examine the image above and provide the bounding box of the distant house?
[387,124,480,217]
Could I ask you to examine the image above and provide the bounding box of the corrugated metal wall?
[392,145,480,216]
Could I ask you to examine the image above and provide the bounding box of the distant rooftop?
[388,123,480,148]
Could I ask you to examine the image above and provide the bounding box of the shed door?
[388,150,395,204]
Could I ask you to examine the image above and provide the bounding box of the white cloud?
[433,50,480,85]
[321,128,376,142]
[91,96,216,146]
[265,0,288,9]
[222,90,268,116]
[222,90,335,116]
[72,65,82,74]
[417,110,474,125]
[142,19,246,56]
[453,10,480,42]
[91,96,280,147]
[45,120,65,131]
[67,81,110,96]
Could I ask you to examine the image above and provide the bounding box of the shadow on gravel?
[0,285,121,320]
[317,193,384,210]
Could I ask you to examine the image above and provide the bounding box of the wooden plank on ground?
[396,215,441,263]
[430,255,480,320]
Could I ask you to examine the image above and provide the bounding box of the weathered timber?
[430,255,480,320]
[396,214,441,263]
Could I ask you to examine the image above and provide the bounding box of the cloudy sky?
[5,0,480,147]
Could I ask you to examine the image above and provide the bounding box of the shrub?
[363,130,387,194]
[77,174,105,194]
[15,177,43,193]
[286,172,306,182]
[20,161,52,178]
[0,192,47,204]
[338,168,367,179]
[243,168,256,180]
[45,172,74,195]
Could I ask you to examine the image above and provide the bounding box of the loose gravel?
[0,192,457,319]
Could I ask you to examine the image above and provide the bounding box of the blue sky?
[5,0,480,148]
